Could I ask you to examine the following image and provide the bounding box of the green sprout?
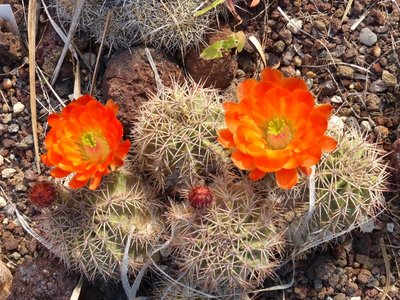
[200,31,246,60]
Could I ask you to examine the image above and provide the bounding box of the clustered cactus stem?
[38,170,164,280]
[131,79,228,194]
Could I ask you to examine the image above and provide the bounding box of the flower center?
[265,117,292,149]
[82,132,96,148]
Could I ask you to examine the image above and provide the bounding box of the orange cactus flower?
[41,95,131,190]
[218,68,337,189]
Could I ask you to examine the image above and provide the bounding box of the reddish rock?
[3,231,20,251]
[0,19,27,66]
[102,46,184,128]
[184,25,238,89]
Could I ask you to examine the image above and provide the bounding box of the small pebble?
[13,102,25,114]
[10,252,21,260]
[8,124,19,133]
[337,65,355,79]
[374,125,389,139]
[331,95,343,103]
[382,70,398,87]
[2,78,12,90]
[368,80,386,93]
[328,115,345,133]
[287,18,303,34]
[359,28,377,46]
[372,45,381,57]
[360,120,372,133]
[0,196,7,208]
[387,223,395,233]
[1,168,16,179]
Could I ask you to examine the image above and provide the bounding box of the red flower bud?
[29,181,57,207]
[188,186,213,208]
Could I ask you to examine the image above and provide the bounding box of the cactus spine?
[166,174,284,298]
[131,79,228,193]
[39,170,163,280]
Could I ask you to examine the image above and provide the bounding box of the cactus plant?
[165,174,284,297]
[256,128,388,252]
[38,169,163,280]
[131,79,228,194]
[52,0,219,51]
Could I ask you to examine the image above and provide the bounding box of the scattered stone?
[1,168,16,179]
[12,102,25,114]
[8,257,78,300]
[274,40,286,53]
[328,116,345,134]
[320,80,337,97]
[372,45,381,57]
[338,65,355,79]
[368,80,386,93]
[357,269,372,286]
[2,78,12,90]
[360,120,372,133]
[374,125,389,139]
[343,48,357,62]
[331,95,343,103]
[314,20,326,31]
[0,154,3,165]
[1,113,12,124]
[345,117,360,130]
[279,29,293,45]
[333,294,346,300]
[0,260,12,300]
[82,52,96,67]
[382,70,398,87]
[306,71,317,78]
[359,28,378,46]
[365,94,381,110]
[0,195,6,208]
[3,231,19,251]
[287,18,303,34]
[7,124,19,133]
[15,135,34,150]
[10,252,21,260]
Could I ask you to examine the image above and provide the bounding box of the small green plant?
[200,31,246,60]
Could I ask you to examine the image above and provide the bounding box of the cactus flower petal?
[218,68,337,189]
[42,94,131,190]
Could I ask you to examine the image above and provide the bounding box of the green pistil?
[267,118,286,135]
[82,132,96,147]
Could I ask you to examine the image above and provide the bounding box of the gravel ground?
[0,0,399,299]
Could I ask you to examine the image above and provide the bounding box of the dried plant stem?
[28,0,41,173]
[90,11,112,95]
[51,0,85,85]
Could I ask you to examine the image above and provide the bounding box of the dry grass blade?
[90,11,111,95]
[248,35,266,67]
[28,0,41,174]
[69,275,84,300]
[51,0,85,85]
[340,0,354,26]
[380,236,391,300]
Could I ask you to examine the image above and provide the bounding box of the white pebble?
[287,18,303,34]
[328,115,344,134]
[1,168,16,179]
[330,95,343,104]
[360,120,372,133]
[13,102,25,114]
[0,196,6,208]
[387,223,395,233]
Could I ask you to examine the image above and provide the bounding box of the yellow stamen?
[82,132,96,147]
